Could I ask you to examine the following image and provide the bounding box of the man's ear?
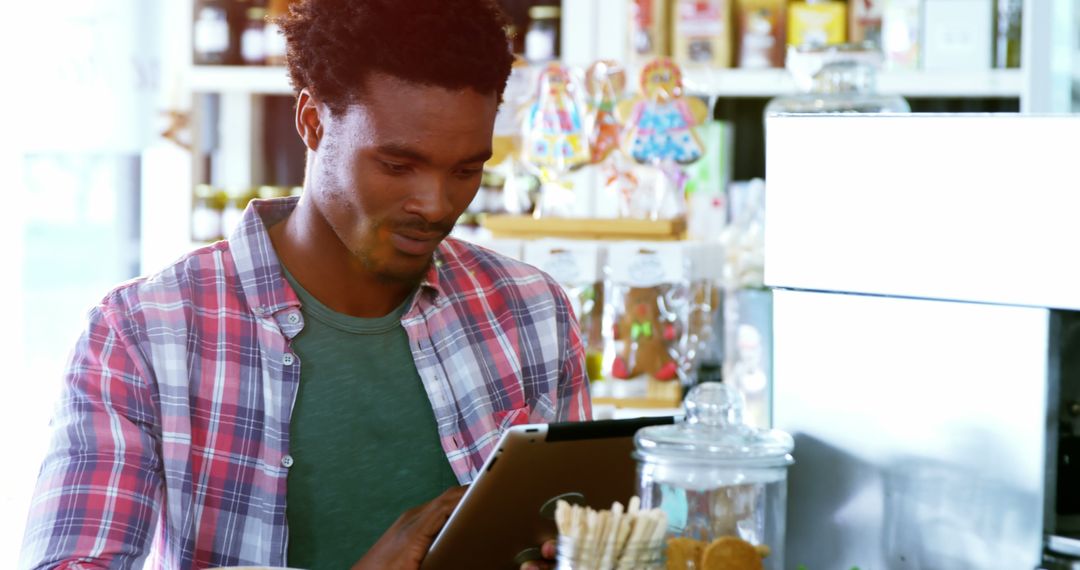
[295,88,323,151]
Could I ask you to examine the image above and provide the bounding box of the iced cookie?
[700,536,763,570]
[665,536,705,569]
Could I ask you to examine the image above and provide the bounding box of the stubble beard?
[353,218,443,285]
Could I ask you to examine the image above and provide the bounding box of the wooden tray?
[481,215,687,241]
[591,395,683,409]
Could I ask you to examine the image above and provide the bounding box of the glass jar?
[193,0,231,65]
[765,42,911,115]
[525,5,561,64]
[257,185,292,200]
[994,0,1022,69]
[240,7,268,65]
[222,187,257,238]
[191,184,224,243]
[634,383,794,569]
[555,535,664,570]
[265,0,293,66]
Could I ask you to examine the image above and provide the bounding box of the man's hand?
[350,485,467,570]
[519,539,557,570]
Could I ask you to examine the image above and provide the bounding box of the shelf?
[681,68,1024,98]
[482,215,686,241]
[190,64,1023,99]
[189,65,294,95]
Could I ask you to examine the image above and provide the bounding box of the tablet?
[421,416,675,569]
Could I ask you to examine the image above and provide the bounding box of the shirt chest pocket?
[492,406,531,431]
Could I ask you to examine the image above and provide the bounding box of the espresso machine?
[764,114,1080,569]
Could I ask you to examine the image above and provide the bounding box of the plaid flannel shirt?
[21,197,591,569]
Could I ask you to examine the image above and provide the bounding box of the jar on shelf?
[257,185,292,200]
[634,383,794,569]
[765,42,911,115]
[191,184,224,243]
[994,0,1022,69]
[222,187,257,238]
[240,7,269,65]
[265,0,293,66]
[193,0,231,65]
[525,5,561,64]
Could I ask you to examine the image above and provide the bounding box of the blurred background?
[1,0,1079,565]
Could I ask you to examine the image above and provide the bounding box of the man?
[20,0,590,568]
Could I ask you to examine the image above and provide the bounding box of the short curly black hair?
[278,0,514,115]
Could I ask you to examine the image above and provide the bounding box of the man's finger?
[540,539,557,560]
[414,485,467,537]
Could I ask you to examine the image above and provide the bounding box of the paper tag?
[524,240,600,284]
[608,242,686,287]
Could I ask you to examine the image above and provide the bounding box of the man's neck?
[267,198,416,318]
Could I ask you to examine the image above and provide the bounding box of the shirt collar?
[228,197,302,317]
[229,196,449,316]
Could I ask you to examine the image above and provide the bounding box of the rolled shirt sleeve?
[21,301,163,570]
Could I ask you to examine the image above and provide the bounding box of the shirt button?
[281,455,294,468]
[287,313,300,324]
[282,353,295,366]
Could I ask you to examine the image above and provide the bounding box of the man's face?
[308,73,498,283]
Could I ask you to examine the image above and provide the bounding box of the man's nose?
[404,174,455,223]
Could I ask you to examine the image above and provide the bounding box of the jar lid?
[529,5,561,20]
[634,383,793,466]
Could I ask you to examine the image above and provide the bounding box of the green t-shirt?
[283,269,459,570]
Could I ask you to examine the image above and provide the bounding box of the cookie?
[665,537,706,570]
[700,536,763,570]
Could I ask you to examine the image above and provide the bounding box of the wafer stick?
[617,508,653,569]
[599,501,624,568]
[582,509,599,563]
[555,500,571,536]
[613,510,634,563]
[648,509,668,549]
[593,510,611,563]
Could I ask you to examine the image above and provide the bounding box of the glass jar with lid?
[240,7,269,65]
[191,184,225,243]
[634,382,794,569]
[193,0,232,65]
[765,42,911,115]
[525,5,561,64]
[222,187,258,238]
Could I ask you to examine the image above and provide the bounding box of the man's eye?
[456,168,483,178]
[381,161,411,174]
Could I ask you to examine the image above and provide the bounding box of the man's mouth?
[389,228,446,256]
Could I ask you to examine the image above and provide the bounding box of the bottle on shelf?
[734,0,786,68]
[525,5,561,64]
[849,0,883,48]
[222,187,258,237]
[193,0,232,65]
[241,6,269,65]
[191,184,225,243]
[265,0,294,66]
[787,0,847,49]
[671,0,733,69]
[881,0,921,70]
[994,0,1022,69]
[629,0,671,63]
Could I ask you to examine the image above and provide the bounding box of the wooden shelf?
[680,68,1024,98]
[481,215,686,241]
[189,64,1023,99]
